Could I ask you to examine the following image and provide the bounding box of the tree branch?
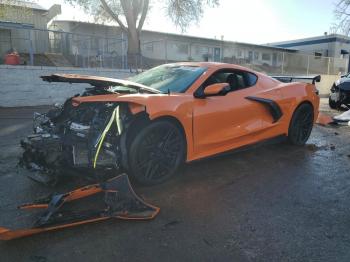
[337,10,350,16]
[100,0,128,32]
[137,0,149,32]
[132,0,141,21]
[120,0,137,30]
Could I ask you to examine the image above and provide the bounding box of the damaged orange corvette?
[20,62,320,185]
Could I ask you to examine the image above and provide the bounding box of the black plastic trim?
[245,96,283,123]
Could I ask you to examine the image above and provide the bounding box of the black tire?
[329,95,340,109]
[128,120,186,185]
[288,103,314,146]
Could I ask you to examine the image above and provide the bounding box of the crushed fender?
[0,174,159,240]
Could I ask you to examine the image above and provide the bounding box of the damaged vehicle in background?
[329,73,350,109]
[20,62,320,186]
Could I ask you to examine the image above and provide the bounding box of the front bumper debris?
[19,107,124,185]
[0,174,159,240]
[316,113,335,126]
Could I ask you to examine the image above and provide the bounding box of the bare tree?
[334,0,350,35]
[65,0,219,65]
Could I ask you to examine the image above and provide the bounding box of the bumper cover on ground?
[0,174,159,240]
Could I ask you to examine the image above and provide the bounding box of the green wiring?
[93,106,120,169]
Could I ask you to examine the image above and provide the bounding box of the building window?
[237,50,242,57]
[195,46,208,55]
[254,51,259,60]
[91,38,100,50]
[315,52,322,58]
[144,42,154,52]
[173,43,189,54]
[278,53,282,62]
[262,53,271,61]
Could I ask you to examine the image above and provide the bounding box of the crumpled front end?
[331,81,350,106]
[19,99,132,184]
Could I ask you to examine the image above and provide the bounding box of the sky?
[36,0,338,44]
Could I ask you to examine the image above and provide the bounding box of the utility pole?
[221,35,224,62]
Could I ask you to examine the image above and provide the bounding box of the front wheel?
[128,120,186,185]
[288,103,314,145]
[329,95,341,109]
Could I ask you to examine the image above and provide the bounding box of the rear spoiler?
[271,75,321,85]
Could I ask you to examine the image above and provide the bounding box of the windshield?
[128,64,207,93]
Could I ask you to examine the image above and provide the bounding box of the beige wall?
[0,65,133,107]
[316,74,339,96]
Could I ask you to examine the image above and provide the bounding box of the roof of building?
[51,20,297,52]
[268,34,350,48]
[0,20,34,29]
[0,0,47,11]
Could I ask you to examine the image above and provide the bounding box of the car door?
[192,69,276,157]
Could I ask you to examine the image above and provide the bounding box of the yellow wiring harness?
[93,106,121,168]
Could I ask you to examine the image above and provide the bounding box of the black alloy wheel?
[128,120,186,185]
[288,103,314,145]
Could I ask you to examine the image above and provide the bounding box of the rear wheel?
[288,103,314,145]
[128,120,186,185]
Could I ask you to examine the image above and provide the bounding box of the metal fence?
[0,23,348,76]
[0,24,128,68]
[48,30,128,68]
[140,39,349,75]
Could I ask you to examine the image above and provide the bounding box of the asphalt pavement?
[0,100,349,262]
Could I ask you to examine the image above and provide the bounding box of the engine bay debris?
[19,100,132,185]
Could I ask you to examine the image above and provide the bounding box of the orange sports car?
[20,62,320,185]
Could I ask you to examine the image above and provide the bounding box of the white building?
[0,1,61,60]
[49,20,296,71]
[269,34,350,58]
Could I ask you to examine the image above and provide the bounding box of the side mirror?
[203,83,230,97]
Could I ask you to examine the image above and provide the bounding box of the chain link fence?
[48,30,127,68]
[0,24,348,76]
[140,39,349,75]
[0,25,128,68]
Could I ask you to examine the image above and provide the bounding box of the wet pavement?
[0,99,349,262]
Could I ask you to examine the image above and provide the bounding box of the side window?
[245,72,258,86]
[202,70,258,92]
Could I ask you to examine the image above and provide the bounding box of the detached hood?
[41,74,161,94]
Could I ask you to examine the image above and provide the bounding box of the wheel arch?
[153,115,187,132]
[286,100,315,136]
[295,100,314,112]
[287,100,315,145]
[147,115,188,160]
[122,113,188,167]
